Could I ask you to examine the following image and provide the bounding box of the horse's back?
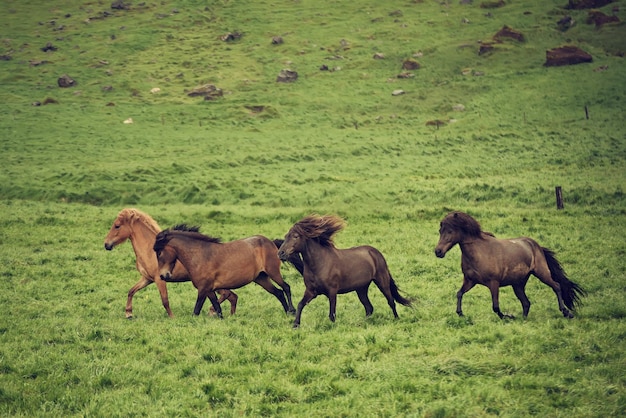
[333,245,387,287]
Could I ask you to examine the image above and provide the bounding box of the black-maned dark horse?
[435,211,586,319]
[153,226,296,318]
[278,214,412,328]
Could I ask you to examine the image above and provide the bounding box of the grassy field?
[1,0,625,416]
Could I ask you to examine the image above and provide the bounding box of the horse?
[277,214,412,328]
[434,211,586,319]
[104,208,237,318]
[153,226,296,318]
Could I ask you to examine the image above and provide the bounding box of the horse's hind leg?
[373,280,399,318]
[533,264,573,318]
[255,274,290,313]
[488,281,514,319]
[356,286,374,317]
[512,283,531,318]
[209,290,238,316]
[266,267,295,313]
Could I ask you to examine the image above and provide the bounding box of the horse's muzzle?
[434,248,446,258]
[104,243,114,251]
[160,273,172,281]
[277,250,288,261]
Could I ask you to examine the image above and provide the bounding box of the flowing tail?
[543,248,586,311]
[273,239,304,276]
[390,277,413,307]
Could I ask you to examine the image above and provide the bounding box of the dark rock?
[187,84,223,99]
[0,55,12,61]
[544,45,592,66]
[57,74,76,87]
[480,0,505,8]
[586,10,620,27]
[271,36,283,45]
[111,1,131,10]
[493,25,525,42]
[402,59,420,70]
[478,42,495,55]
[276,69,298,83]
[221,32,242,42]
[557,15,575,31]
[41,42,57,52]
[565,0,613,9]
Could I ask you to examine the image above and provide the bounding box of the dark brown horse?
[277,215,412,328]
[435,211,586,319]
[104,208,238,318]
[153,226,296,318]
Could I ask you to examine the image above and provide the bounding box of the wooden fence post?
[555,186,564,210]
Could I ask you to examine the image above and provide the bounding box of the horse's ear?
[453,212,458,218]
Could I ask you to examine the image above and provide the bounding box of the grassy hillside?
[0,0,625,416]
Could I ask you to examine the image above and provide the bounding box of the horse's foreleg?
[512,283,531,318]
[193,289,214,317]
[126,276,153,319]
[154,276,173,318]
[293,288,317,329]
[206,291,223,319]
[356,286,374,317]
[456,277,475,317]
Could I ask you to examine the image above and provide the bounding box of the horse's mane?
[291,214,346,247]
[171,224,201,233]
[442,211,483,238]
[154,224,222,252]
[118,208,160,235]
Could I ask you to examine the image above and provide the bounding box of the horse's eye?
[114,224,121,229]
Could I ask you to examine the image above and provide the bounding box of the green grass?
[0,0,625,416]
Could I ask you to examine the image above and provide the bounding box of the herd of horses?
[104,208,586,327]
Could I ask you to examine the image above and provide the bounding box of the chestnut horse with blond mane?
[104,208,238,318]
[435,211,586,319]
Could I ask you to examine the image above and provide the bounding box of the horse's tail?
[273,239,304,276]
[390,277,413,307]
[543,247,586,311]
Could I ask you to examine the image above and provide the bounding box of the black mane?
[153,226,221,252]
[442,211,483,238]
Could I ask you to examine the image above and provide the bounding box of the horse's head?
[277,227,306,261]
[153,231,177,281]
[104,210,134,250]
[435,212,482,258]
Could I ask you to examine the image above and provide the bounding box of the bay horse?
[277,214,412,328]
[434,211,586,319]
[104,208,237,318]
[153,226,296,318]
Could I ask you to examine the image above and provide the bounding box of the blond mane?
[118,208,161,234]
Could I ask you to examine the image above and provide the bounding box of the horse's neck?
[129,220,159,270]
[168,235,211,274]
[301,239,332,274]
[459,235,489,260]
